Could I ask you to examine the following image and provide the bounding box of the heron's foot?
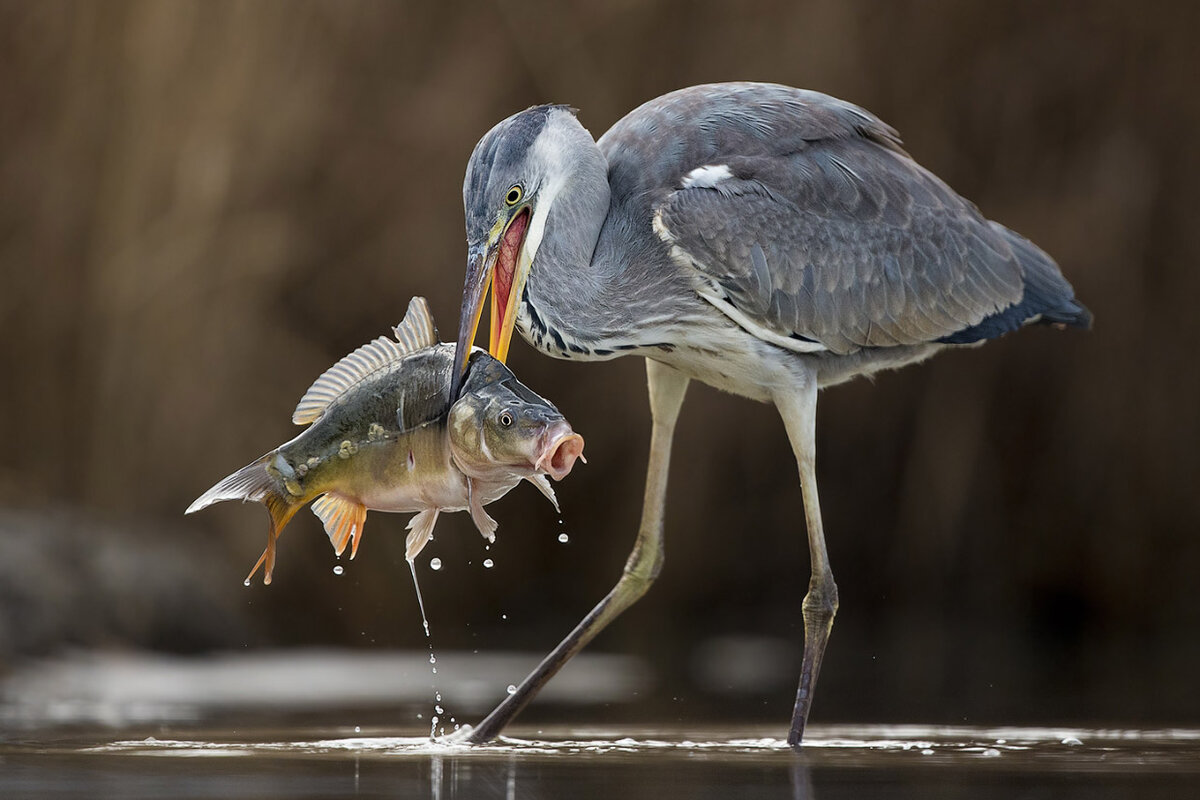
[441,724,477,745]
[788,574,839,747]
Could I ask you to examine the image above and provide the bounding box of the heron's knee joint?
[620,559,661,600]
[803,578,839,619]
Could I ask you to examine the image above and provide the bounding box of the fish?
[186,296,585,585]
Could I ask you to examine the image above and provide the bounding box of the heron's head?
[452,105,594,396]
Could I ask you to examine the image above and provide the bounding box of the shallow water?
[3,653,1195,797]
[3,724,1197,799]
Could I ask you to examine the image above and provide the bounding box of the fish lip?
[535,422,586,481]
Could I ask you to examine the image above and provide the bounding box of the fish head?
[449,355,584,483]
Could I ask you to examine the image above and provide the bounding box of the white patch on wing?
[681,164,734,189]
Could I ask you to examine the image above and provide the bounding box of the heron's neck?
[520,137,624,355]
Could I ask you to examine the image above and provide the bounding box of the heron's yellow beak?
[452,208,532,397]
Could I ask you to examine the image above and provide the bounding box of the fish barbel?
[186,297,585,584]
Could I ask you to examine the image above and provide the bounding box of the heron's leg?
[464,359,690,743]
[776,378,838,747]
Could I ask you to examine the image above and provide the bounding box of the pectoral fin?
[311,493,368,558]
[466,478,498,542]
[525,474,560,513]
[404,508,440,561]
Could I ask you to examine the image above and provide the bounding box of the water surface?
[3,724,1196,799]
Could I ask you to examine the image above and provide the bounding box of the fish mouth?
[453,206,531,398]
[535,424,586,481]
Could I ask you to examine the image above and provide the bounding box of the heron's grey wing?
[653,134,1030,354]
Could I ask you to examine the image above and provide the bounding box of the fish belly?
[346,433,470,514]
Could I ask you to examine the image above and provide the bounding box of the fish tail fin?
[186,453,302,585]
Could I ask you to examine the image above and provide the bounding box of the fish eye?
[499,411,514,427]
[505,185,523,206]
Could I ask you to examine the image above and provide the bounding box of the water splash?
[407,559,430,638]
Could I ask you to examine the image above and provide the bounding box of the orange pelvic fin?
[311,493,368,559]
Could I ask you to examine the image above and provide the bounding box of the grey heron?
[450,82,1091,746]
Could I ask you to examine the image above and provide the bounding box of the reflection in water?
[430,753,442,800]
[791,761,813,800]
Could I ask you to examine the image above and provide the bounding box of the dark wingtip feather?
[939,223,1092,345]
[1042,297,1093,331]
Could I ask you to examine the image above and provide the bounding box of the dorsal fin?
[292,297,438,425]
[392,296,438,352]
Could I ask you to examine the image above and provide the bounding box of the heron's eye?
[505,185,523,206]
[499,411,514,427]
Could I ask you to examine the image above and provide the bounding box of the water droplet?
[354,726,361,733]
[435,705,444,714]
[501,614,507,620]
[416,713,422,719]
[408,560,431,638]
[243,579,251,587]
[431,667,437,674]
[506,684,517,695]
[333,565,344,575]
[430,557,442,571]
[429,654,436,664]
[558,533,569,543]
[435,692,442,702]
[483,558,494,569]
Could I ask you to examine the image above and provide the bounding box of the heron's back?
[596,82,1090,357]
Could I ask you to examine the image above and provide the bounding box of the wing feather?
[655,136,1026,354]
[600,83,1088,352]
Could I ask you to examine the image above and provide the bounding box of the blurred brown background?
[1,0,1196,727]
